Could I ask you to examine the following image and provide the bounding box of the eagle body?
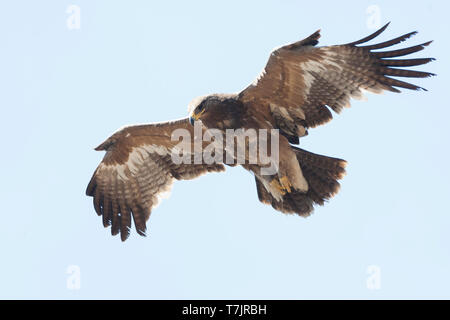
[87,23,434,241]
[189,93,310,200]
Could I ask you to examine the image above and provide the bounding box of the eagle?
[86,23,434,241]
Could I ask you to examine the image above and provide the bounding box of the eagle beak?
[189,109,206,125]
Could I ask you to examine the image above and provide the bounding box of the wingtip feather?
[347,22,391,46]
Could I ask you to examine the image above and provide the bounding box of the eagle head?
[188,93,242,127]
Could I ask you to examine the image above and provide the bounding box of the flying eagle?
[86,23,434,241]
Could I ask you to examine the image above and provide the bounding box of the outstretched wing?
[239,23,435,135]
[86,118,225,241]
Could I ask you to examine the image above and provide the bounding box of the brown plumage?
[87,23,434,241]
[86,119,225,241]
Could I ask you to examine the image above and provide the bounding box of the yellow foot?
[270,176,292,195]
[279,176,292,193]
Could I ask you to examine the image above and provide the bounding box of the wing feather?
[86,118,225,241]
[239,24,435,130]
[346,22,391,45]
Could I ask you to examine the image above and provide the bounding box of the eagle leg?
[269,176,293,195]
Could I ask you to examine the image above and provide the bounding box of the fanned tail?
[255,147,347,216]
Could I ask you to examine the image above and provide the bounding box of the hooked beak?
[189,109,205,126]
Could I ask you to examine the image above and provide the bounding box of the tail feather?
[255,147,347,216]
[295,147,347,203]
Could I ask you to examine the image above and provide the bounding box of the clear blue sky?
[0,0,448,299]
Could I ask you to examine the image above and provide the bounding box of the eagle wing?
[238,23,435,134]
[86,118,225,241]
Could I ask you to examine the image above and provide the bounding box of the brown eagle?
[86,23,434,241]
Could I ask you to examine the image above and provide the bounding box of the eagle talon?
[270,178,286,196]
[279,176,292,193]
[270,176,293,195]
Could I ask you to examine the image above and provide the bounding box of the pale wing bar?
[301,23,435,127]
[86,121,225,241]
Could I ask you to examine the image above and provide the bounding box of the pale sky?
[0,0,448,299]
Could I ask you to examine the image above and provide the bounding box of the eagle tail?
[255,147,347,216]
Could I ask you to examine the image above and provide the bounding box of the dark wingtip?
[284,29,321,50]
[94,144,106,151]
[410,86,428,92]
[410,85,428,92]
[346,22,391,46]
[361,30,419,50]
[373,41,435,59]
[137,230,147,237]
[94,138,115,151]
[86,175,96,196]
